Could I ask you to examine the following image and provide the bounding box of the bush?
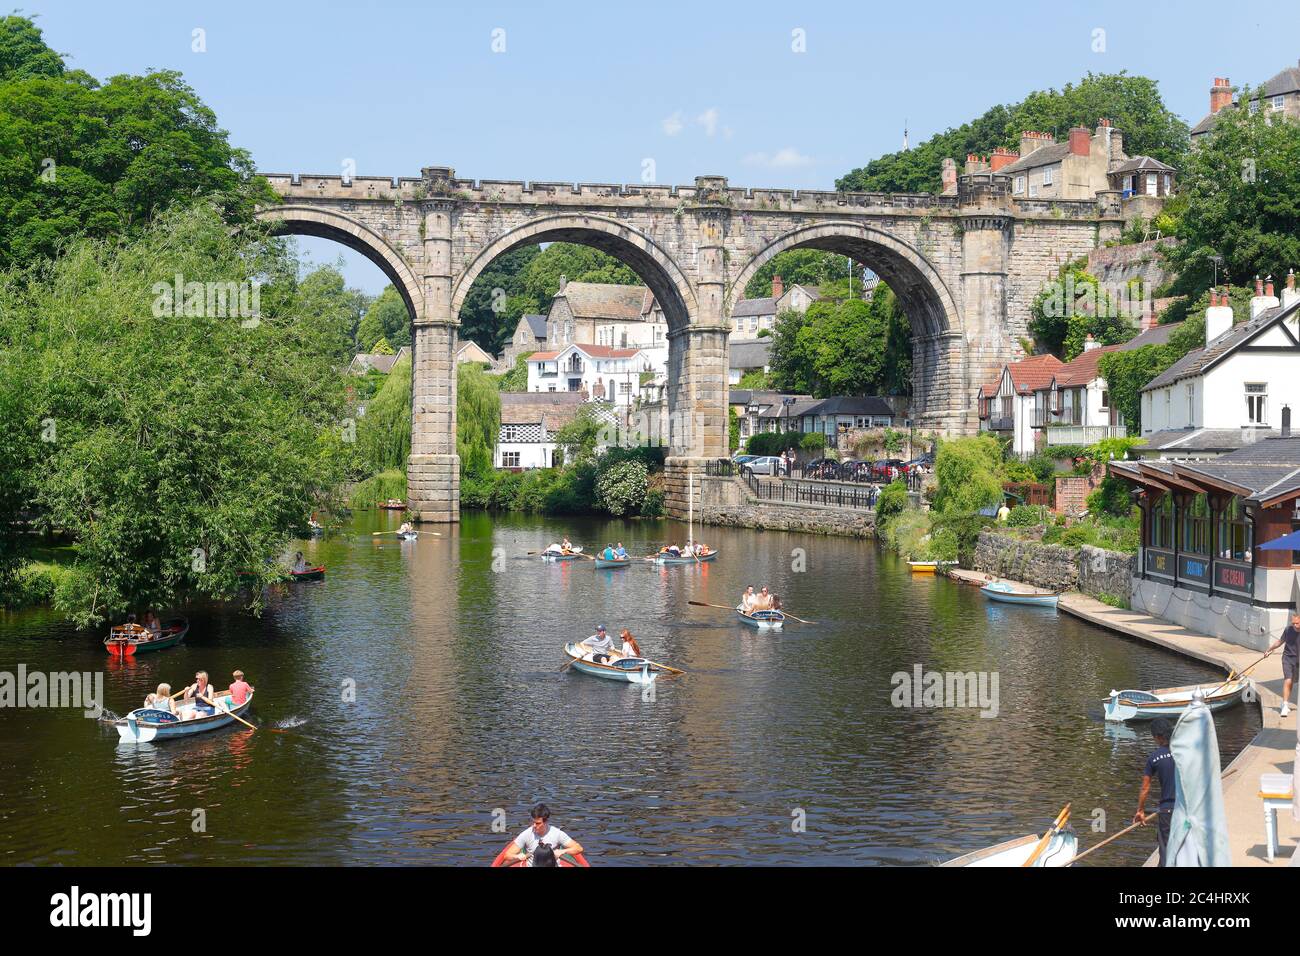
[799,432,826,452]
[881,510,931,558]
[1006,504,1041,527]
[640,486,665,518]
[875,480,909,520]
[1087,475,1135,518]
[746,430,804,456]
[1059,526,1093,547]
[349,469,407,510]
[1025,453,1057,483]
[595,460,649,516]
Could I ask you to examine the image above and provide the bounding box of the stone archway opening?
[729,223,965,433]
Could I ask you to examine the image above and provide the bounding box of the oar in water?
[1021,803,1071,867]
[1068,813,1153,865]
[687,599,816,625]
[373,530,442,537]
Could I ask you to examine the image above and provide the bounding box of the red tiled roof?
[1052,344,1122,387]
[1004,353,1064,394]
[528,350,560,361]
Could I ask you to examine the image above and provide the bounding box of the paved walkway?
[945,567,1296,866]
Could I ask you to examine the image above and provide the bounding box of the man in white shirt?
[500,803,584,865]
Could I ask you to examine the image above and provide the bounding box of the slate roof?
[1119,321,1183,351]
[1190,110,1224,137]
[1175,436,1300,504]
[1138,427,1283,454]
[1110,156,1175,174]
[733,296,778,318]
[995,142,1071,175]
[555,282,648,320]
[499,391,586,431]
[1143,298,1300,391]
[1191,65,1300,136]
[729,339,772,370]
[522,314,547,339]
[802,396,896,418]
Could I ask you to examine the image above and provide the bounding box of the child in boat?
[144,683,174,713]
[531,843,559,867]
[228,670,254,706]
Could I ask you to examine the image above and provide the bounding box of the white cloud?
[661,112,684,136]
[743,147,816,169]
[696,108,720,137]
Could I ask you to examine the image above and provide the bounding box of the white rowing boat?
[562,642,663,685]
[1103,678,1251,722]
[942,804,1075,867]
[114,692,255,743]
[736,606,784,629]
[542,546,584,561]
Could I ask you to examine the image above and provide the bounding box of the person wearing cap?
[1134,717,1176,865]
[1265,612,1300,717]
[580,625,617,664]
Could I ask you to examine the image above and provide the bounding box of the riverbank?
[948,566,1296,866]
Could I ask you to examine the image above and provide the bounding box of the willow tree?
[356,353,412,472]
[457,362,501,478]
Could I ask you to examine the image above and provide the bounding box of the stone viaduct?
[257,166,1129,522]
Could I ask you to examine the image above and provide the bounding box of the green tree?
[0,16,274,269]
[457,244,539,354]
[355,353,411,473]
[518,242,640,308]
[595,459,649,516]
[0,204,352,624]
[457,362,501,479]
[931,436,1004,516]
[363,284,412,349]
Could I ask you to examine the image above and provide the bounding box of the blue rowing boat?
[649,549,717,564]
[114,691,255,743]
[736,606,784,629]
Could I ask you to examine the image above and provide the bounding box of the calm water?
[0,512,1260,866]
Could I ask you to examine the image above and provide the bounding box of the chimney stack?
[1206,289,1234,344]
[558,274,568,292]
[1251,274,1280,319]
[771,273,784,300]
[1283,404,1292,439]
[964,153,989,175]
[1068,127,1091,156]
[1210,77,1233,115]
[1283,269,1299,309]
[941,157,958,194]
[989,147,1018,171]
[1019,131,1053,157]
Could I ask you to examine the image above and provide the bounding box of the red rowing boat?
[490,840,589,867]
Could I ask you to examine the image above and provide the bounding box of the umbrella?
[1258,530,1300,550]
[1166,691,1232,866]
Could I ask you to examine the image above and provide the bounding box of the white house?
[977,353,1065,456]
[728,339,772,385]
[729,275,821,340]
[1026,336,1128,448]
[496,392,586,470]
[526,343,651,409]
[1140,277,1300,448]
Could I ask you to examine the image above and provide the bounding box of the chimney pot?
[1289,270,1296,291]
[1068,127,1091,156]
[1256,275,1264,296]
[771,273,784,299]
[1266,276,1275,297]
[1210,77,1233,114]
[1283,405,1292,438]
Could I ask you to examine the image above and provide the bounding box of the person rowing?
[182,671,216,720]
[579,624,619,664]
[499,802,584,867]
[398,520,414,535]
[614,542,628,560]
[602,543,617,560]
[292,551,307,573]
[752,586,774,611]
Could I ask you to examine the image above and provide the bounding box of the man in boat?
[602,544,616,560]
[561,537,574,553]
[292,551,307,573]
[1133,717,1176,865]
[614,542,628,560]
[1265,612,1300,717]
[753,586,774,611]
[397,521,414,535]
[580,625,619,664]
[182,671,217,720]
[228,670,254,706]
[500,803,584,866]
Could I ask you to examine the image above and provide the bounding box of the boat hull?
[942,829,1077,867]
[593,557,630,569]
[115,692,254,743]
[396,531,419,541]
[289,566,326,581]
[1104,680,1249,722]
[980,583,1058,607]
[541,550,583,562]
[736,607,784,629]
[563,643,659,684]
[491,840,589,867]
[104,619,189,656]
[651,551,717,565]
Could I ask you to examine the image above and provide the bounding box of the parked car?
[732,454,758,466]
[871,458,907,481]
[839,459,873,482]
[803,457,839,480]
[742,455,785,476]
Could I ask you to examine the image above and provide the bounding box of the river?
[0,511,1259,866]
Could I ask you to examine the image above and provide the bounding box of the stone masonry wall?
[665,465,875,537]
[973,531,1134,602]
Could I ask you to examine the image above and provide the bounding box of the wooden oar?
[215,698,257,732]
[1068,813,1153,865]
[687,599,816,625]
[1206,648,1274,698]
[638,658,685,675]
[1021,803,1071,867]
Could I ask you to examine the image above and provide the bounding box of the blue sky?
[22,0,1297,292]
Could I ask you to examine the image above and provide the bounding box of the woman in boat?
[753,586,774,611]
[144,683,174,713]
[771,594,783,611]
[397,521,414,535]
[561,537,574,553]
[292,551,307,573]
[619,628,642,659]
[142,610,162,638]
[740,586,756,612]
[182,671,217,719]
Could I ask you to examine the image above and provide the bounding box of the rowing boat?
[1103,678,1251,722]
[396,530,419,541]
[541,547,584,561]
[941,829,1078,867]
[649,549,718,564]
[379,499,406,510]
[562,642,663,684]
[490,840,590,867]
[114,691,255,743]
[104,618,189,657]
[593,555,630,569]
[980,581,1058,607]
[289,565,326,581]
[907,560,955,574]
[736,606,784,629]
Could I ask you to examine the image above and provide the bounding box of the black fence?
[744,471,879,510]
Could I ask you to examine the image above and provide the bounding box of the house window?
[1217,496,1253,561]
[1246,383,1267,424]
[502,451,521,468]
[1145,173,1157,196]
[1042,166,1054,186]
[1028,183,1039,198]
[1001,396,1013,419]
[1186,382,1195,424]
[1272,95,1285,112]
[1100,390,1110,410]
[502,425,521,442]
[1014,176,1025,195]
[1249,100,1260,114]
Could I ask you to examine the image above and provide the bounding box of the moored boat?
[736,606,784,629]
[289,565,326,581]
[114,691,255,743]
[562,642,663,684]
[942,805,1076,867]
[907,560,955,574]
[1103,678,1250,722]
[593,555,630,569]
[490,840,590,867]
[379,499,406,510]
[104,618,189,657]
[979,581,1058,607]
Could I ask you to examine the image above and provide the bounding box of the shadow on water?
[0,510,1260,865]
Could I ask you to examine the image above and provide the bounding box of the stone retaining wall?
[973,531,1134,602]
[665,464,875,537]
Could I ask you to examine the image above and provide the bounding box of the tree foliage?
[356,353,411,473]
[456,362,501,479]
[930,436,1004,517]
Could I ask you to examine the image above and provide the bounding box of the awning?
[1258,530,1300,551]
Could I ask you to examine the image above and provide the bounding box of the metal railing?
[1045,424,1127,444]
